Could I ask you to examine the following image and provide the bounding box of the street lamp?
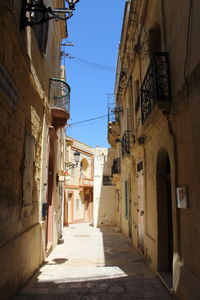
[67,0,79,10]
[73,150,81,166]
[20,0,80,27]
[65,150,80,173]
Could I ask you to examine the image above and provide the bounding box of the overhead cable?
[67,113,113,126]
[63,52,115,72]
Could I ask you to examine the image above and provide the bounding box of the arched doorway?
[157,149,173,278]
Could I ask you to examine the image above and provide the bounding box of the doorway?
[137,161,145,254]
[46,146,54,254]
[67,192,74,223]
[157,149,173,288]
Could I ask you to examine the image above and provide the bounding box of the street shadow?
[14,224,172,300]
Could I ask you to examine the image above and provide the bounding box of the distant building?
[64,137,94,224]
[64,137,116,229]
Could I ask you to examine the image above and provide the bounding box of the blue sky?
[64,0,125,148]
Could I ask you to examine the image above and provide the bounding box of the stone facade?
[0,1,69,298]
[64,138,116,229]
[108,0,200,299]
[64,137,94,224]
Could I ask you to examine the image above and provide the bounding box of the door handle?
[140,210,144,216]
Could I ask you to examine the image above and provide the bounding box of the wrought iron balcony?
[141,52,170,123]
[111,158,121,175]
[121,130,131,156]
[49,78,70,129]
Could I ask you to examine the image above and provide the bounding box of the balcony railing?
[108,103,123,122]
[49,78,70,113]
[141,52,170,123]
[121,130,131,156]
[111,158,121,175]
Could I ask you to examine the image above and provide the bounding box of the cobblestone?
[15,223,172,299]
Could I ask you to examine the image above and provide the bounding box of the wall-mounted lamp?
[21,0,79,27]
[65,150,80,172]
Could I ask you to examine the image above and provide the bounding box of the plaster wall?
[93,148,116,228]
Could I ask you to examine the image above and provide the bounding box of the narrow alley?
[1,1,200,299]
[15,223,171,300]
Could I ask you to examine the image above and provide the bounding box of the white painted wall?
[93,147,116,227]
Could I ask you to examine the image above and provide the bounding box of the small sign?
[59,175,65,182]
[176,186,188,209]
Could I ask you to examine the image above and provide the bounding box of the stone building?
[64,137,116,229]
[108,0,200,299]
[0,1,74,298]
[64,137,94,224]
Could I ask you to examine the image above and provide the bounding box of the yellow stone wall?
[112,0,200,298]
[0,1,67,298]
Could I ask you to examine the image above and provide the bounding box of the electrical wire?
[63,53,115,72]
[67,113,113,127]
[70,117,108,127]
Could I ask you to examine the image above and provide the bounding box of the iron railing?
[111,158,121,175]
[108,103,123,122]
[141,52,170,123]
[49,78,70,113]
[121,130,131,156]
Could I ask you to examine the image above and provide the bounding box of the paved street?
[15,223,171,300]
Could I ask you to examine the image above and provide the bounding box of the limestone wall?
[0,1,67,298]
[113,0,200,298]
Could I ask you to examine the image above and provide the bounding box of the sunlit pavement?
[15,223,171,299]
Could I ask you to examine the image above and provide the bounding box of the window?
[125,181,129,218]
[32,0,49,55]
[103,175,113,186]
[68,193,73,202]
[22,132,35,205]
[134,80,140,112]
[149,26,161,53]
[137,160,143,173]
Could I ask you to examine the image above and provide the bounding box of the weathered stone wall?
[113,0,200,298]
[0,1,66,298]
